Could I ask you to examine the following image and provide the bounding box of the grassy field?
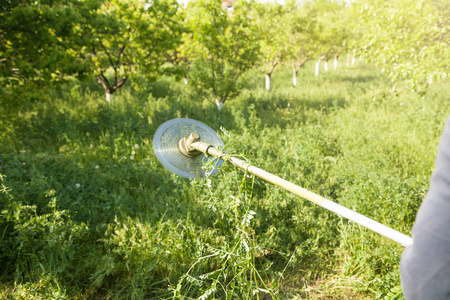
[1,61,449,299]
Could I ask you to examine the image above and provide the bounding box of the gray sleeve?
[400,116,450,300]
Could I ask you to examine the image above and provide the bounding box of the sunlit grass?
[1,61,449,298]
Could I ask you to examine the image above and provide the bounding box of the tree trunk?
[315,61,320,76]
[216,98,224,111]
[266,74,271,91]
[293,68,297,87]
[106,92,113,102]
[184,76,189,85]
[96,73,127,103]
[324,60,329,72]
[346,53,351,67]
[334,55,339,70]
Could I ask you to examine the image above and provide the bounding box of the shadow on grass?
[233,92,348,130]
[339,75,379,84]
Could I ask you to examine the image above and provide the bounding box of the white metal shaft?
[191,141,413,247]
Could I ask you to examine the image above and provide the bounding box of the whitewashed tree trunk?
[293,69,297,87]
[352,56,356,65]
[315,61,320,76]
[324,61,329,72]
[334,56,338,70]
[216,99,224,111]
[184,77,189,85]
[106,92,113,102]
[266,74,271,91]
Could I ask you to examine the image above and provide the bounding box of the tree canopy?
[356,0,449,93]
[0,0,101,86]
[1,0,448,104]
[185,0,259,109]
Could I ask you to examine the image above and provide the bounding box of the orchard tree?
[341,4,360,68]
[282,1,318,86]
[81,0,182,102]
[310,0,348,76]
[356,0,449,94]
[324,4,352,71]
[163,32,193,85]
[0,0,183,101]
[310,24,328,76]
[185,0,259,110]
[253,2,289,91]
[0,0,100,87]
[161,5,193,85]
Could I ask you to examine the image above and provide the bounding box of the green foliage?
[282,2,318,73]
[185,0,260,108]
[160,6,192,83]
[171,173,278,299]
[82,0,183,97]
[0,173,94,299]
[314,0,353,60]
[0,63,449,298]
[0,0,100,86]
[0,0,182,98]
[355,0,450,94]
[253,1,288,76]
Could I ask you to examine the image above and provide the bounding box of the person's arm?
[401,116,450,299]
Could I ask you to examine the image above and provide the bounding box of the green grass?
[1,60,449,299]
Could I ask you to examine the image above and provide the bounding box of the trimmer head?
[152,118,224,178]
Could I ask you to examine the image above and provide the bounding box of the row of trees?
[181,0,357,107]
[1,0,448,109]
[1,0,183,102]
[356,0,449,95]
